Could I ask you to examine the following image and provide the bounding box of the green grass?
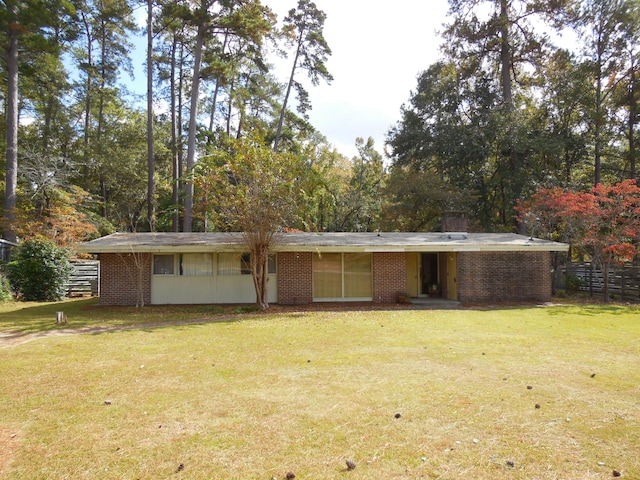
[0,298,257,334]
[1,301,639,479]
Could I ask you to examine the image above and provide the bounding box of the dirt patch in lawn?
[0,427,19,475]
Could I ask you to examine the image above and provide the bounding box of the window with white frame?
[267,254,277,274]
[154,253,214,276]
[313,252,372,300]
[179,253,213,276]
[153,254,175,275]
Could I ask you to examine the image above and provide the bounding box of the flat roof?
[77,232,569,254]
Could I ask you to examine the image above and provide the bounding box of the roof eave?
[76,232,569,254]
[274,241,569,253]
[78,243,570,254]
[76,244,246,254]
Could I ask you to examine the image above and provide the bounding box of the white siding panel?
[215,275,278,304]
[152,276,216,304]
[151,274,277,305]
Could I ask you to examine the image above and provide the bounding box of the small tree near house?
[195,135,303,309]
[117,250,151,308]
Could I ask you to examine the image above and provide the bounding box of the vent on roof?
[441,233,468,240]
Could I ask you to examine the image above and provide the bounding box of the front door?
[405,253,419,297]
[446,253,457,300]
[420,253,439,296]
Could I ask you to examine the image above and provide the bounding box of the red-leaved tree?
[518,180,640,301]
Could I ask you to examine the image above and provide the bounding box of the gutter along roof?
[77,232,569,254]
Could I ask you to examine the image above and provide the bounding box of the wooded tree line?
[1,0,639,247]
[388,0,639,233]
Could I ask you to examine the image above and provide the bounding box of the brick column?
[372,252,407,303]
[277,252,313,304]
[99,253,152,306]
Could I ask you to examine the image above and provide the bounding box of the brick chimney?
[441,211,468,232]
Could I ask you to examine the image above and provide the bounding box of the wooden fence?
[67,260,99,297]
[560,262,640,300]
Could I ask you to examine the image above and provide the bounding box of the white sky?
[129,0,451,159]
[266,0,451,158]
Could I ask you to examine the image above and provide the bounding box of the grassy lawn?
[0,298,256,335]
[0,300,639,479]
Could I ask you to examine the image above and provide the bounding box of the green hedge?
[6,238,74,302]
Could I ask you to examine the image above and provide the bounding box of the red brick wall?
[99,253,152,306]
[373,252,407,303]
[97,250,552,306]
[277,252,313,304]
[457,251,552,303]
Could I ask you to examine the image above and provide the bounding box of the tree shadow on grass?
[1,309,253,347]
[0,299,455,347]
[0,299,256,346]
[0,298,100,335]
[6,299,635,347]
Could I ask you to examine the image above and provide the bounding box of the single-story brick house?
[77,231,568,306]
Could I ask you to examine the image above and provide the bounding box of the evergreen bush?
[6,238,75,301]
[0,272,13,302]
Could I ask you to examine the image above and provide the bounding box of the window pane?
[219,253,272,275]
[268,254,277,274]
[218,253,242,275]
[344,253,372,298]
[241,253,252,275]
[313,253,342,298]
[153,255,174,275]
[180,253,213,276]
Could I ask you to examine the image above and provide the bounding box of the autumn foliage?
[12,186,98,250]
[517,180,640,300]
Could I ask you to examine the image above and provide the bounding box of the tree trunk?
[170,36,180,232]
[136,256,145,307]
[498,0,525,234]
[4,19,19,243]
[595,77,602,185]
[208,80,221,133]
[183,22,206,232]
[178,42,184,184]
[226,78,234,135]
[629,59,637,181]
[208,32,229,136]
[273,32,303,151]
[147,0,156,232]
[251,245,269,309]
[594,25,604,186]
[81,12,93,179]
[97,19,108,218]
[100,176,107,219]
[236,99,246,139]
[602,259,610,303]
[499,0,513,111]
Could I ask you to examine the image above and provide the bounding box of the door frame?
[445,252,458,300]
